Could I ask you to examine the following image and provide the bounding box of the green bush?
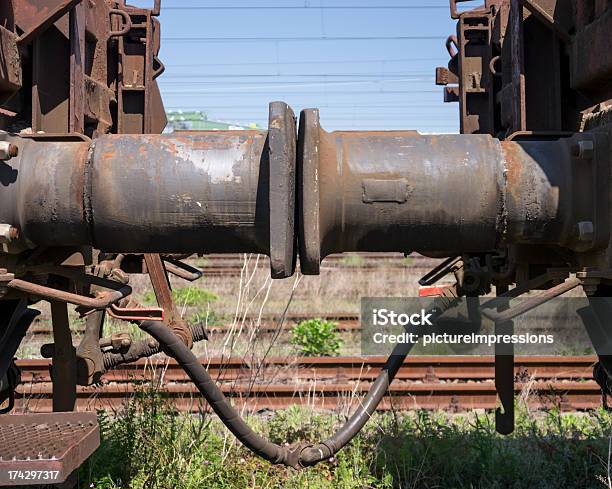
[291,318,342,357]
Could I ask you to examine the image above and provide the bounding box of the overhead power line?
[164,35,446,43]
[162,72,433,78]
[164,89,440,95]
[162,5,448,10]
[160,77,432,90]
[159,78,434,87]
[166,104,449,109]
[192,117,457,125]
[166,57,444,68]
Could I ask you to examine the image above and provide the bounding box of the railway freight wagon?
[0,0,611,483]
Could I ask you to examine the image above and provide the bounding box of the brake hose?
[139,320,304,467]
[139,297,454,468]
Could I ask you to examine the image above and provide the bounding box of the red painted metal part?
[419,285,454,297]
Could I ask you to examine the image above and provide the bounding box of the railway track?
[26,314,361,337]
[14,356,602,413]
[197,253,440,277]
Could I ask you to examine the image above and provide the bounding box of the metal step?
[0,412,99,487]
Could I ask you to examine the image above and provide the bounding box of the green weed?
[81,392,612,489]
[291,319,342,357]
[189,310,225,327]
[340,255,365,267]
[143,287,218,308]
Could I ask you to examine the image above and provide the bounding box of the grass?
[340,255,366,267]
[103,318,148,342]
[189,310,226,327]
[80,389,612,489]
[143,287,218,308]
[193,257,211,268]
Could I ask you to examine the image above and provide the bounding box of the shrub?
[291,318,342,357]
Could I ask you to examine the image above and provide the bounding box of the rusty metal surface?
[0,103,299,269]
[571,7,612,100]
[50,300,76,412]
[163,257,203,281]
[13,381,605,413]
[2,111,607,275]
[0,412,99,486]
[501,139,569,246]
[12,0,81,45]
[502,132,610,251]
[268,101,297,279]
[457,9,495,134]
[0,26,21,100]
[90,130,271,253]
[1,0,165,137]
[437,0,612,135]
[297,109,607,274]
[0,137,90,247]
[116,3,167,134]
[297,109,322,274]
[10,357,603,413]
[297,108,508,267]
[6,278,130,309]
[75,310,105,386]
[494,284,515,435]
[144,253,192,347]
[15,355,602,384]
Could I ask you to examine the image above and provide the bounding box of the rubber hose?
[298,296,457,465]
[139,320,304,468]
[140,299,451,468]
[297,338,414,465]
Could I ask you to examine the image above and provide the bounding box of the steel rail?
[14,356,600,413]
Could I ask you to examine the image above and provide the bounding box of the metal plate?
[297,108,321,275]
[0,412,99,486]
[268,101,297,279]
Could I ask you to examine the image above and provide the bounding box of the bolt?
[571,140,594,159]
[577,221,594,242]
[0,141,18,160]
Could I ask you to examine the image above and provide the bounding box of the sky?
[131,0,472,133]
